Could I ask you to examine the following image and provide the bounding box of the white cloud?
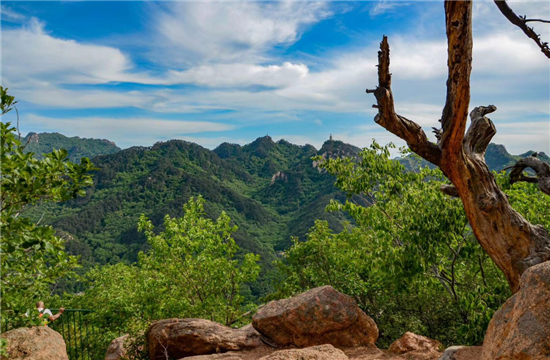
[149,2,331,65]
[369,1,412,17]
[22,114,235,148]
[2,18,133,85]
[166,62,309,88]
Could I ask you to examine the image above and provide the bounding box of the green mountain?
[26,136,359,297]
[23,132,121,162]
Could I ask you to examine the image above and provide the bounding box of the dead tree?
[366,1,550,293]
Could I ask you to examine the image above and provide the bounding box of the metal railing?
[49,309,100,360]
[1,309,123,360]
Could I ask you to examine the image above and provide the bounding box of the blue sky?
[1,1,549,155]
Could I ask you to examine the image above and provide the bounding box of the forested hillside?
[25,134,549,297]
[23,132,120,162]
[25,136,359,296]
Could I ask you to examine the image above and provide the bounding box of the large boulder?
[258,344,349,360]
[147,319,261,359]
[252,286,378,348]
[481,261,550,360]
[105,334,128,360]
[0,326,69,360]
[388,332,442,355]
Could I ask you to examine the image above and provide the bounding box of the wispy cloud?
[1,5,27,23]
[148,1,332,66]
[369,1,411,17]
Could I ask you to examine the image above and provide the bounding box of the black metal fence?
[1,309,119,360]
[49,309,102,360]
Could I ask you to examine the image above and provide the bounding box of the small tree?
[137,196,261,325]
[0,87,94,316]
[74,197,260,359]
[366,1,550,292]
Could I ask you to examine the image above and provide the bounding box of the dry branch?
[494,0,550,58]
[366,37,442,167]
[508,154,550,196]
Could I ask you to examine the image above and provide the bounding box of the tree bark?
[367,0,550,293]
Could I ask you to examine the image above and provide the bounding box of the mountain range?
[23,132,121,161]
[23,132,549,297]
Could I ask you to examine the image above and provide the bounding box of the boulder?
[252,286,378,348]
[147,319,262,359]
[388,332,442,354]
[438,346,482,360]
[0,326,69,360]
[105,334,128,360]
[258,344,349,360]
[481,261,550,360]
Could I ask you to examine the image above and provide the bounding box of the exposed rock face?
[388,332,442,354]
[438,346,482,360]
[0,326,69,360]
[481,261,550,360]
[147,319,262,359]
[105,334,128,360]
[259,344,349,360]
[252,286,378,348]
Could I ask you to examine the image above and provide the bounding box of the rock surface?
[105,334,128,360]
[0,326,69,360]
[147,319,262,359]
[259,344,349,360]
[438,346,482,360]
[388,332,442,354]
[184,345,349,360]
[252,286,378,348]
[481,261,550,360]
[184,354,245,360]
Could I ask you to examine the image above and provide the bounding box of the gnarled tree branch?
[464,105,497,157]
[366,36,442,167]
[494,0,550,58]
[440,184,459,197]
[507,153,550,196]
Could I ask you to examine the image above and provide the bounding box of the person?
[35,301,65,323]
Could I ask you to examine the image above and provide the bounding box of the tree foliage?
[70,197,261,358]
[276,142,548,346]
[0,87,94,316]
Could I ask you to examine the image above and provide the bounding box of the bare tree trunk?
[367,1,550,293]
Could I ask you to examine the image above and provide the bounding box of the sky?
[1,1,549,155]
